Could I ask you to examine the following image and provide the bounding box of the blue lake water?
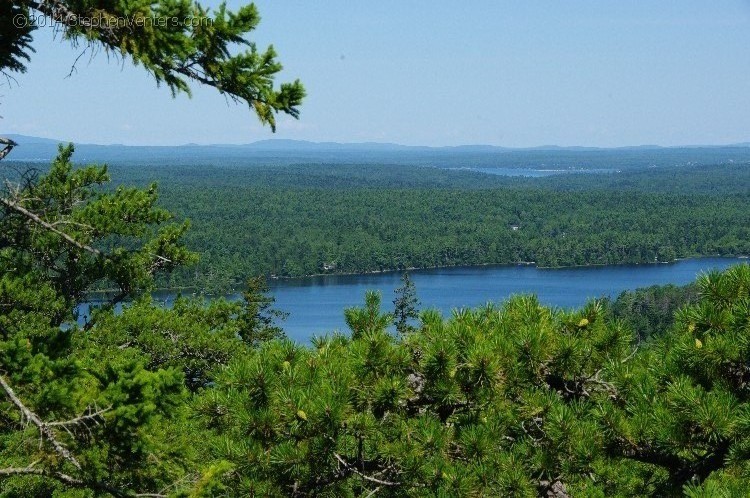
[151,257,742,342]
[445,167,617,177]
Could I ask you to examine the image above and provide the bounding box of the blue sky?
[3,1,750,146]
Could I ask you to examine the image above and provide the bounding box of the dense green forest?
[607,283,699,341]
[128,162,750,290]
[6,159,748,292]
[166,186,749,291]
[4,146,750,496]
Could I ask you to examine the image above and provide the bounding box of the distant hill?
[4,134,62,145]
[2,134,750,169]
[234,139,433,152]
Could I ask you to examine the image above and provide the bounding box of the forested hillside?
[119,161,750,291]
[165,187,749,289]
[5,159,748,292]
[123,162,750,290]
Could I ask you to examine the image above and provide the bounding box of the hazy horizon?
[5,133,750,150]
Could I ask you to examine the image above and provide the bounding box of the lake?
[149,257,745,342]
[444,167,617,177]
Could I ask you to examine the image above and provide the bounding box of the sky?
[3,1,750,147]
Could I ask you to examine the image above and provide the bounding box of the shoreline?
[86,253,748,296]
[269,253,748,282]
[89,254,750,296]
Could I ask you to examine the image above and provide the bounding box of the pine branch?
[21,2,303,130]
[0,386,164,497]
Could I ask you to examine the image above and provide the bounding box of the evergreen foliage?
[48,161,746,290]
[5,160,749,292]
[237,275,287,347]
[0,147,287,495]
[393,272,419,335]
[0,0,34,74]
[193,265,750,496]
[0,145,199,495]
[608,283,699,341]
[166,185,748,289]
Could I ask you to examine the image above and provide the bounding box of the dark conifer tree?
[238,275,287,346]
[393,272,420,335]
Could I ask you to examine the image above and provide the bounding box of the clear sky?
[3,1,750,146]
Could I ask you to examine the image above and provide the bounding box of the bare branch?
[332,453,400,487]
[66,46,91,78]
[0,138,17,160]
[0,374,82,470]
[0,196,101,256]
[149,253,173,273]
[48,405,111,428]
[0,465,167,497]
[0,466,86,487]
[363,486,382,498]
[621,346,639,364]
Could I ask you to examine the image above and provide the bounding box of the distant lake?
[445,167,617,177]
[144,257,744,342]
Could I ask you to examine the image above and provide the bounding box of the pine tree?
[237,275,287,346]
[393,272,420,335]
[0,145,199,495]
[194,266,750,495]
[344,290,392,339]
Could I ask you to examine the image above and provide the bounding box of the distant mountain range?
[3,134,750,168]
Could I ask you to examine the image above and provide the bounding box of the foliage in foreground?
[0,147,277,496]
[2,149,750,496]
[195,265,750,496]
